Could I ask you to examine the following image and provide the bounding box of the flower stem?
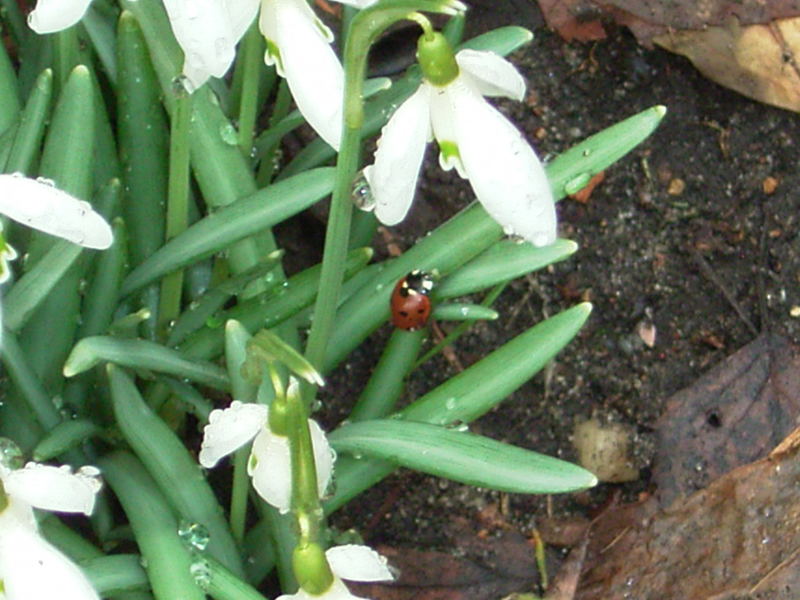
[236,23,263,156]
[158,90,191,337]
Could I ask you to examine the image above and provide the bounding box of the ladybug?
[390,270,434,331]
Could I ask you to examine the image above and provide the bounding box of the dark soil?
[320,0,800,587]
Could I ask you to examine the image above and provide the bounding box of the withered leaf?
[653,333,800,506]
[575,427,800,599]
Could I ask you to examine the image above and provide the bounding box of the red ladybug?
[390,270,434,330]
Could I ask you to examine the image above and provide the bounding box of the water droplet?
[178,521,210,551]
[0,438,24,470]
[351,171,375,211]
[189,558,212,589]
[219,122,239,146]
[444,398,457,411]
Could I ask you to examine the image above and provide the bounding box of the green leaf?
[330,420,597,494]
[547,105,667,199]
[179,248,372,360]
[435,238,577,298]
[107,365,245,577]
[4,68,53,174]
[83,554,149,596]
[64,337,230,391]
[432,303,499,321]
[32,419,103,461]
[0,40,21,137]
[120,168,335,296]
[98,451,206,600]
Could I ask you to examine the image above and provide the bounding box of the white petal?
[309,418,334,499]
[364,85,431,226]
[451,83,557,247]
[333,0,378,7]
[456,49,526,101]
[199,401,268,468]
[275,577,358,600]
[429,84,466,177]
[0,174,112,249]
[248,427,292,512]
[247,417,332,512]
[272,0,343,150]
[0,513,99,600]
[27,0,92,34]
[163,0,239,90]
[327,545,394,582]
[224,0,260,42]
[4,463,101,515]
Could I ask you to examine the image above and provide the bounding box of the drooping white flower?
[278,544,394,600]
[0,461,103,600]
[199,397,333,513]
[163,0,375,150]
[364,42,557,247]
[0,174,113,250]
[27,0,93,34]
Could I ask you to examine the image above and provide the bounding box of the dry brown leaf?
[652,333,800,506]
[655,16,800,112]
[575,425,800,599]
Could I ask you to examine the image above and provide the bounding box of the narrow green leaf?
[83,554,149,595]
[79,211,128,339]
[64,337,230,391]
[403,303,592,424]
[167,256,284,347]
[432,303,499,321]
[548,106,667,198]
[4,68,53,174]
[32,419,103,461]
[3,241,84,332]
[435,239,577,299]
[107,366,245,577]
[120,168,335,296]
[179,248,372,360]
[98,451,206,600]
[330,420,597,493]
[0,40,21,136]
[349,328,426,422]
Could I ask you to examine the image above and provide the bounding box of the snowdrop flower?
[27,0,93,33]
[199,395,333,513]
[279,543,393,600]
[163,0,373,149]
[364,32,557,247]
[0,460,103,600]
[0,174,113,251]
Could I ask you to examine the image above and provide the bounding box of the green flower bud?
[417,31,459,86]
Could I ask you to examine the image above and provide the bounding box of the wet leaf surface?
[653,333,800,506]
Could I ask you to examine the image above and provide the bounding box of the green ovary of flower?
[417,31,459,86]
[293,542,335,596]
